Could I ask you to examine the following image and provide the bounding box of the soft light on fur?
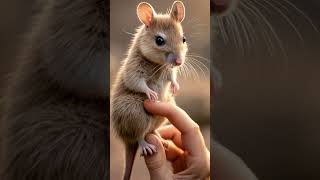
[111,1,187,180]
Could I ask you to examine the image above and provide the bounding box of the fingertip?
[145,133,162,148]
[143,99,154,110]
[143,99,164,114]
[144,134,167,173]
[144,100,195,134]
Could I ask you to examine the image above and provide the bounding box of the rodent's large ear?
[170,1,185,22]
[137,2,156,27]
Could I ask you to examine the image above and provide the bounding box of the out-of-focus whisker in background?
[110,0,210,179]
[213,0,320,179]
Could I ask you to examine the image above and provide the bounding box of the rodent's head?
[136,1,187,67]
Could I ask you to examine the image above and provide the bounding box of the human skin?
[143,100,210,180]
[143,99,258,180]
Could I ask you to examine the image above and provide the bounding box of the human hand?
[143,100,210,180]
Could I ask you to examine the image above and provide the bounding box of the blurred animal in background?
[211,0,318,55]
[211,0,318,180]
[1,0,109,180]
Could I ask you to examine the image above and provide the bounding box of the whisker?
[186,54,210,62]
[187,57,209,79]
[217,17,229,43]
[225,15,239,48]
[231,13,245,55]
[147,64,167,80]
[182,63,188,79]
[183,63,192,79]
[181,62,192,80]
[233,10,251,52]
[237,5,258,44]
[187,57,210,71]
[281,0,319,32]
[256,0,304,42]
[242,0,274,54]
[189,60,207,80]
[121,28,135,37]
[178,63,185,79]
[242,0,288,59]
[185,61,200,81]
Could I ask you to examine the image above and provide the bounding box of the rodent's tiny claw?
[146,88,158,101]
[139,139,157,156]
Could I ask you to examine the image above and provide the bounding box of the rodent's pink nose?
[175,58,182,66]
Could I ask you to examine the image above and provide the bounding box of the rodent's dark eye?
[155,36,165,46]
[183,36,186,43]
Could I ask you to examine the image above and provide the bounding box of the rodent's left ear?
[170,1,185,22]
[137,2,156,27]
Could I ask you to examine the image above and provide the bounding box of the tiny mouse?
[111,1,187,179]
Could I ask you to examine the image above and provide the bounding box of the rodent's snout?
[166,53,184,67]
[175,58,182,66]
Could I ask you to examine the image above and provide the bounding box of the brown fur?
[111,2,187,180]
[111,25,179,143]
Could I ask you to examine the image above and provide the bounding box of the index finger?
[144,100,207,156]
[144,100,199,134]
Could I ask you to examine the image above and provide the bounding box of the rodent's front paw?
[146,88,158,101]
[171,81,180,95]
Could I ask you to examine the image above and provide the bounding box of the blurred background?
[213,0,320,179]
[1,0,320,180]
[0,2,38,171]
[110,0,210,179]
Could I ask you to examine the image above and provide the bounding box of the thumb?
[144,134,171,178]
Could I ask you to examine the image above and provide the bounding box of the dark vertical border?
[103,0,110,179]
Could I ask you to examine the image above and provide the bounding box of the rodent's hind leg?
[139,138,157,156]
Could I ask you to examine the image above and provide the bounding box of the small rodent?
[2,0,109,179]
[111,1,187,180]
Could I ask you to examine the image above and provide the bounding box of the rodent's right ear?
[137,2,156,27]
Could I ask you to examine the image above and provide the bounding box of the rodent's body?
[111,2,187,179]
[1,0,109,179]
[111,29,175,144]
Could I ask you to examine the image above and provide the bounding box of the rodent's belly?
[111,87,172,143]
[149,116,167,132]
[148,80,171,101]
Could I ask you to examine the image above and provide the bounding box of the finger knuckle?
[191,123,200,132]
